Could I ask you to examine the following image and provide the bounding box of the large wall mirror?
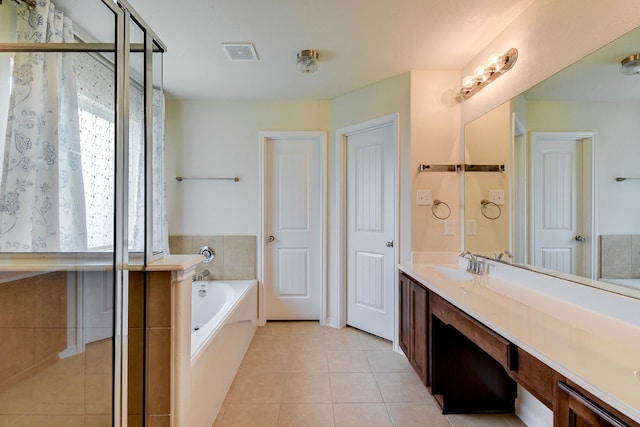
[464,25,640,300]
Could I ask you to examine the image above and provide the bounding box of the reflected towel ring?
[480,199,501,220]
[432,200,451,220]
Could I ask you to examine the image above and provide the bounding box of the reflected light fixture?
[296,50,319,73]
[457,48,518,100]
[620,53,640,75]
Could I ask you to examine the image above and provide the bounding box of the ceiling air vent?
[221,43,259,62]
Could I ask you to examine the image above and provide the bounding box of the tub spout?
[197,270,210,281]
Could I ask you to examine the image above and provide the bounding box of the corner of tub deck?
[145,254,204,273]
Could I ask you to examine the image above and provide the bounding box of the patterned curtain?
[0,1,87,251]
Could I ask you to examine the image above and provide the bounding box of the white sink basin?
[433,266,474,281]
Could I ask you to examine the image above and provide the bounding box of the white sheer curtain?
[0,1,86,251]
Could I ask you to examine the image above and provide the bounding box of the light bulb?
[474,66,488,82]
[462,75,475,88]
[488,53,502,71]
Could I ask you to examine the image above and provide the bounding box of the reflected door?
[532,133,591,275]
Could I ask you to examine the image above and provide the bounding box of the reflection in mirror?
[464,26,640,300]
[464,102,511,257]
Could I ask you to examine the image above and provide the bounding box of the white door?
[264,134,325,320]
[532,133,591,276]
[346,122,396,340]
[83,270,114,343]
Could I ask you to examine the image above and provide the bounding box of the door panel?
[533,136,582,275]
[265,135,323,319]
[346,123,395,340]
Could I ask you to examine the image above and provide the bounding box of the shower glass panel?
[0,1,166,425]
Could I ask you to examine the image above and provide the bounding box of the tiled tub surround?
[600,234,640,279]
[169,235,256,280]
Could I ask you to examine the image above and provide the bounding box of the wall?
[410,71,461,254]
[526,100,640,236]
[330,73,412,264]
[460,0,640,125]
[165,100,331,236]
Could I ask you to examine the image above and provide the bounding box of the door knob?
[574,235,586,242]
[267,235,275,243]
[386,241,394,248]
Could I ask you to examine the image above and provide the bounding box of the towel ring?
[480,200,501,220]
[432,200,451,220]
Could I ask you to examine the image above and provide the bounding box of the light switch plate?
[465,220,477,235]
[416,189,433,205]
[444,220,455,235]
[489,190,505,205]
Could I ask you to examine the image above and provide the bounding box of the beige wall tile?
[147,272,173,328]
[223,236,256,279]
[168,235,192,254]
[147,328,172,414]
[632,235,640,277]
[147,414,172,427]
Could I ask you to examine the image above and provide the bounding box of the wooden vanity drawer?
[431,294,517,371]
[510,348,564,409]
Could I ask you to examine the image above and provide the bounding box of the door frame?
[529,131,597,279]
[333,114,400,345]
[258,131,328,326]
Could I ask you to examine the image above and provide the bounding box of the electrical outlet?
[465,220,477,235]
[444,220,455,235]
[489,190,505,205]
[416,189,433,205]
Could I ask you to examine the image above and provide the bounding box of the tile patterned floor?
[213,321,527,427]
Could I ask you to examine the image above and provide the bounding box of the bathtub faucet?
[196,269,210,281]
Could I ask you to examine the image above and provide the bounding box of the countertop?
[398,261,640,423]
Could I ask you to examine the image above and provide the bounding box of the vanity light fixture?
[296,50,319,73]
[457,48,518,100]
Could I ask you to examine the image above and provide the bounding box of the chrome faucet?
[459,251,476,272]
[497,251,513,262]
[195,269,210,281]
[459,251,484,275]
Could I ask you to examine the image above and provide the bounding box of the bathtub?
[180,279,258,427]
[602,278,640,290]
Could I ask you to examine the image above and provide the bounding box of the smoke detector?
[221,43,259,62]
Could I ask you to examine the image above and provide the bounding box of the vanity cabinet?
[399,273,429,385]
[397,269,639,426]
[556,382,628,427]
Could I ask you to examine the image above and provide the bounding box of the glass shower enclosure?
[0,0,165,425]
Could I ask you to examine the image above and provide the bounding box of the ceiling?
[524,25,640,102]
[125,0,535,101]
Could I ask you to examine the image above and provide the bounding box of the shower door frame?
[0,0,167,425]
